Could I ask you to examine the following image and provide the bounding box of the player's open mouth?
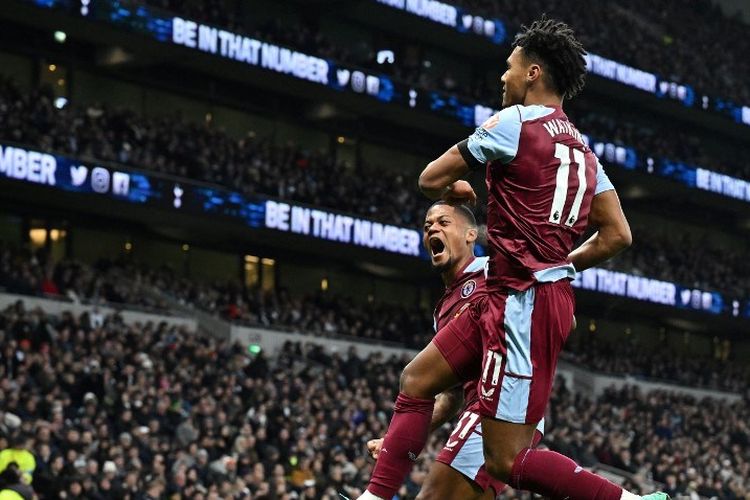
[429,237,446,257]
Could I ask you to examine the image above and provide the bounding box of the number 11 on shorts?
[481,350,503,399]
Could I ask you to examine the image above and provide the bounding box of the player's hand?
[367,438,384,460]
[442,180,477,206]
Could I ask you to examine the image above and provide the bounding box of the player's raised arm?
[419,106,522,201]
[568,165,632,271]
[418,145,473,201]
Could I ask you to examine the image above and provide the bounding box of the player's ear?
[465,227,478,244]
[527,63,542,84]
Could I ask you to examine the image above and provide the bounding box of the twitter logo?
[70,165,88,186]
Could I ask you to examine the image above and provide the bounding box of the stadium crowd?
[545,381,750,499]
[0,243,169,312]
[1,242,749,392]
[457,0,750,104]
[1,76,749,234]
[144,0,750,107]
[0,243,432,349]
[600,224,750,303]
[561,335,749,394]
[0,303,748,499]
[0,79,429,228]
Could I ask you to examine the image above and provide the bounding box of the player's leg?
[482,416,633,499]
[360,308,484,500]
[479,282,641,500]
[418,404,503,500]
[417,462,493,500]
[419,410,545,500]
[420,408,493,500]
[399,341,459,398]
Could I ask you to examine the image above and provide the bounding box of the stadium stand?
[0,302,748,499]
[2,71,748,209]
[455,0,750,104]
[2,244,748,391]
[0,1,748,498]
[2,77,749,303]
[141,0,750,107]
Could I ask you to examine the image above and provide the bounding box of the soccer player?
[358,17,667,500]
[365,201,544,500]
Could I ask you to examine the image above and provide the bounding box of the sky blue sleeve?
[595,160,615,195]
[466,106,522,164]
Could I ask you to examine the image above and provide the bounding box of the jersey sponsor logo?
[461,279,477,298]
[480,112,500,130]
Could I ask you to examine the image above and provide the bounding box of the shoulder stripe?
[464,256,489,273]
[518,105,557,122]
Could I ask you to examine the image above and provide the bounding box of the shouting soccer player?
[365,201,544,500]
[357,17,667,500]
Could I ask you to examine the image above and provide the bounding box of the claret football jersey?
[464,104,614,291]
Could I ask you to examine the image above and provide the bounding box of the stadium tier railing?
[0,291,197,331]
[232,324,417,361]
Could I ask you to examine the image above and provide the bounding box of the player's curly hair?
[512,16,587,99]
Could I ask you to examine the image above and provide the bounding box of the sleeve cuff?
[457,139,484,170]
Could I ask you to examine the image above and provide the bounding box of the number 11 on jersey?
[549,143,587,227]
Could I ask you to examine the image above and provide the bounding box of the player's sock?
[355,491,383,500]
[365,392,434,499]
[509,448,623,500]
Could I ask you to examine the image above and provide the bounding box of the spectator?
[0,434,35,486]
[0,300,747,498]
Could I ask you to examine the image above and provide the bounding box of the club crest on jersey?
[461,280,477,298]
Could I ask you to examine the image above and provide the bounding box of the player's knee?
[399,363,419,395]
[483,446,515,483]
[484,457,514,484]
[399,361,429,397]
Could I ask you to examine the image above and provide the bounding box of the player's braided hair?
[512,16,587,99]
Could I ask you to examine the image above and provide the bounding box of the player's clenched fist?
[442,180,477,206]
[367,438,384,460]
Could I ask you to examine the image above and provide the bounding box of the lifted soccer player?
[366,201,544,500]
[358,16,667,500]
